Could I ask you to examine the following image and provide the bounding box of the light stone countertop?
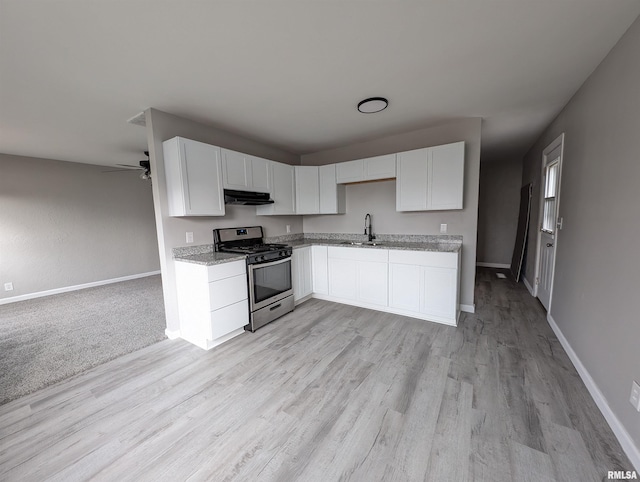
[173,234,461,266]
[173,251,246,266]
[287,238,461,253]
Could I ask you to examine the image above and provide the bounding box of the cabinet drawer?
[209,273,248,310]
[388,250,457,269]
[328,246,388,263]
[207,260,246,282]
[209,299,248,340]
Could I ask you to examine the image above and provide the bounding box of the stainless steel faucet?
[364,213,375,242]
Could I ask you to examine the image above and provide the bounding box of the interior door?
[537,141,563,311]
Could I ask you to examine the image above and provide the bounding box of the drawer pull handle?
[270,304,282,311]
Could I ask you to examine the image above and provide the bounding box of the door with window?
[536,135,563,311]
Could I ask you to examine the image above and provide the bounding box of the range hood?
[224,189,275,205]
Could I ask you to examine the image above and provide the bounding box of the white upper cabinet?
[396,141,464,211]
[428,142,465,210]
[336,154,396,184]
[163,137,225,217]
[336,160,363,184]
[250,155,271,193]
[221,148,271,193]
[256,161,295,215]
[396,148,429,211]
[364,154,396,180]
[221,149,252,190]
[319,164,346,214]
[295,166,320,214]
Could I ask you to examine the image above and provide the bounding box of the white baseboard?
[460,303,475,313]
[547,313,640,471]
[523,276,535,296]
[164,328,180,340]
[0,271,161,305]
[476,262,510,269]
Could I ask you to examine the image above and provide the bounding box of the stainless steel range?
[213,226,294,332]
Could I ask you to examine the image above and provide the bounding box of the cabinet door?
[301,247,313,297]
[364,154,396,180]
[292,249,302,301]
[164,137,225,217]
[311,246,328,294]
[336,159,364,184]
[357,261,388,306]
[295,166,320,214]
[222,148,253,191]
[328,258,357,300]
[209,300,249,340]
[396,148,428,211]
[258,161,295,215]
[319,164,345,214]
[428,142,464,210]
[250,156,271,193]
[420,266,457,319]
[389,263,421,312]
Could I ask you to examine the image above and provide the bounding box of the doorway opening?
[534,133,565,311]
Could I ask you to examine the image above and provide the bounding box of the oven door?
[248,257,293,312]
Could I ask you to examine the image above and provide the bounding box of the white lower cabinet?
[388,250,460,324]
[311,246,328,294]
[292,246,313,302]
[309,246,459,325]
[174,260,248,350]
[327,247,388,307]
[328,257,357,300]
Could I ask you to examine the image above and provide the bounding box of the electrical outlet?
[440,224,447,233]
[286,225,291,234]
[186,232,194,243]
[630,381,640,411]
[4,282,14,291]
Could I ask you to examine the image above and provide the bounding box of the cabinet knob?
[546,243,554,247]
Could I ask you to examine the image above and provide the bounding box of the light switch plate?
[440,224,447,233]
[630,381,640,411]
[186,232,194,243]
[286,225,291,233]
[4,282,14,291]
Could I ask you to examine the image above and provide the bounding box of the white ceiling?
[1,1,639,167]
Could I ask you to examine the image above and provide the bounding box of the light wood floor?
[0,268,631,481]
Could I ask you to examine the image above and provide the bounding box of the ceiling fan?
[102,151,151,180]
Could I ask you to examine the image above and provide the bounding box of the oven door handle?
[249,256,291,269]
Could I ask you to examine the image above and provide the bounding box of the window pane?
[543,197,556,232]
[545,161,558,198]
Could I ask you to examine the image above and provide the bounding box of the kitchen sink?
[340,241,384,246]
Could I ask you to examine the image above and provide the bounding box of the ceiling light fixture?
[357,97,389,114]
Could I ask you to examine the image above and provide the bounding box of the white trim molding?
[460,303,475,313]
[547,313,640,471]
[523,276,535,296]
[476,262,510,269]
[164,328,181,340]
[0,271,161,305]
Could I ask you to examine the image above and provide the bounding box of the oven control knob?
[280,251,287,257]
[257,255,265,262]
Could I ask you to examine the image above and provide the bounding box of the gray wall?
[0,153,159,300]
[145,109,303,334]
[301,118,482,309]
[522,17,640,451]
[476,158,523,265]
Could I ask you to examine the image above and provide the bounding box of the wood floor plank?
[425,377,473,482]
[0,267,633,481]
[510,441,556,482]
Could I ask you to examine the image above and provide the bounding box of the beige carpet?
[0,275,166,405]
